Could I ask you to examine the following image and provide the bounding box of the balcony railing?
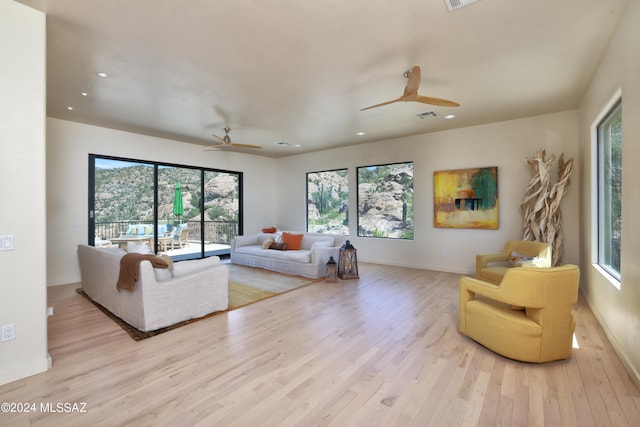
[95,220,238,245]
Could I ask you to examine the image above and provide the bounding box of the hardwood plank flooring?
[1,263,639,426]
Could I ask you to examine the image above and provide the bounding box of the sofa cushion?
[302,235,335,249]
[172,256,221,278]
[236,244,311,263]
[311,241,332,248]
[283,232,303,250]
[257,233,276,245]
[263,238,274,249]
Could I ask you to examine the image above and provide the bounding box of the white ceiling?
[18,0,628,157]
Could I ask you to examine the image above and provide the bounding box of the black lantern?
[338,240,359,279]
[325,256,338,282]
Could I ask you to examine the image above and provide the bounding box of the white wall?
[0,1,49,386]
[48,111,580,284]
[578,0,640,382]
[46,118,278,285]
[275,111,579,274]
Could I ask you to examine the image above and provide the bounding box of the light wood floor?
[2,263,639,426]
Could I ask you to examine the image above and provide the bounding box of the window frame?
[306,168,349,235]
[356,161,414,239]
[595,98,622,283]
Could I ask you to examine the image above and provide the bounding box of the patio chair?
[177,227,190,248]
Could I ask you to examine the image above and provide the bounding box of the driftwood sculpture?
[521,149,574,266]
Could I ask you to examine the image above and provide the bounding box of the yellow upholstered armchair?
[459,264,579,363]
[476,240,552,284]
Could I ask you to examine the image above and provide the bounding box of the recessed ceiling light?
[357,131,365,136]
[81,92,88,96]
[67,106,74,110]
[97,72,109,78]
[445,114,456,119]
[294,144,302,147]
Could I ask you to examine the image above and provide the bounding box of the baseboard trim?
[580,289,640,390]
[358,257,473,276]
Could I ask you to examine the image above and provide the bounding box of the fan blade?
[361,65,459,111]
[212,133,226,143]
[360,96,403,111]
[415,95,460,107]
[403,65,421,96]
[229,143,262,149]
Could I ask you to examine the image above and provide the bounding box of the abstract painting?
[433,166,498,229]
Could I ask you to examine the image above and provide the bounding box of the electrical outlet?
[0,235,14,251]
[1,324,16,342]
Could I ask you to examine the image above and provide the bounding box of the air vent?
[444,0,481,12]
[417,111,438,119]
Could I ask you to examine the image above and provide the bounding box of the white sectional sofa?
[77,244,228,332]
[230,232,348,279]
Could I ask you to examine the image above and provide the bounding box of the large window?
[597,100,622,280]
[357,162,414,239]
[306,169,349,234]
[89,155,242,260]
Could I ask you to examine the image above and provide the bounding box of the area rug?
[226,264,321,309]
[76,264,322,341]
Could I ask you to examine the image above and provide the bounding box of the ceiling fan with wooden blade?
[360,65,460,111]
[210,127,262,149]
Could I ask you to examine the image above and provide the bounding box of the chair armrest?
[460,276,502,303]
[475,252,509,276]
[460,273,536,308]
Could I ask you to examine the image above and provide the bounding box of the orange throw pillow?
[282,232,303,250]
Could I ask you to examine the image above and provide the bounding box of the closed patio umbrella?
[173,181,184,223]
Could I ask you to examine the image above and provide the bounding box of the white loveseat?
[77,244,229,332]
[230,232,348,279]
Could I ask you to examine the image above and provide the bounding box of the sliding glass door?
[92,158,156,247]
[89,155,242,260]
[202,170,240,252]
